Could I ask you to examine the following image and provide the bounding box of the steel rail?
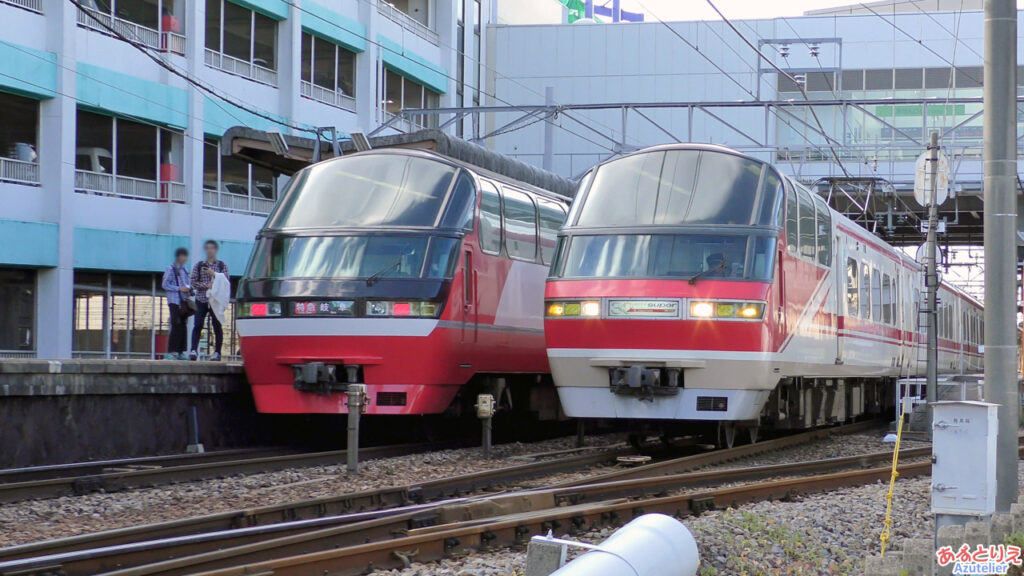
[165,462,937,576]
[0,422,886,575]
[0,443,436,504]
[0,447,632,566]
[0,448,297,485]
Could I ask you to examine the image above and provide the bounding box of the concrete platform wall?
[0,360,263,467]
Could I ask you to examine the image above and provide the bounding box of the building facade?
[0,0,490,359]
[486,6,1022,191]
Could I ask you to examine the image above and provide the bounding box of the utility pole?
[926,132,939,417]
[983,0,1018,511]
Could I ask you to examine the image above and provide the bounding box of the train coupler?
[609,366,681,401]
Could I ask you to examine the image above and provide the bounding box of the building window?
[300,32,357,111]
[77,0,186,54]
[203,138,279,215]
[0,91,40,185]
[381,69,440,129]
[74,109,185,202]
[72,271,240,359]
[0,269,35,356]
[205,0,278,84]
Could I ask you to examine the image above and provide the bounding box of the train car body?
[237,149,569,415]
[544,144,982,438]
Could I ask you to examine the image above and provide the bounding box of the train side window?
[478,181,503,255]
[846,258,859,317]
[871,268,882,322]
[439,171,477,231]
[537,199,567,266]
[814,197,832,266]
[860,262,871,319]
[785,188,798,254]
[758,169,783,226]
[797,189,816,260]
[503,187,539,261]
[882,273,893,324]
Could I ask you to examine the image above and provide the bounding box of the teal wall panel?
[228,0,288,20]
[77,63,189,129]
[301,1,366,52]
[0,41,57,99]
[217,240,256,276]
[378,36,448,94]
[0,220,57,267]
[73,228,189,272]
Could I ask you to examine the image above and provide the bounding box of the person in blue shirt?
[161,247,192,360]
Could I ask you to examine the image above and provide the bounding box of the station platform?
[0,359,261,467]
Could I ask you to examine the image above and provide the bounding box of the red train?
[236,148,570,416]
[544,144,983,445]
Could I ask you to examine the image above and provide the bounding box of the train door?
[835,234,845,364]
[461,246,478,346]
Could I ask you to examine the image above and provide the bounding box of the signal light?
[547,303,565,317]
[546,300,601,318]
[392,302,412,316]
[251,303,268,316]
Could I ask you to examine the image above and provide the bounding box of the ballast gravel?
[0,435,623,547]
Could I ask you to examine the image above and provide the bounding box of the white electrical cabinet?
[931,401,998,516]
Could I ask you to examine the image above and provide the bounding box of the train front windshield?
[553,148,782,282]
[247,153,474,282]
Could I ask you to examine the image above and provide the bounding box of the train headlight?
[739,303,765,319]
[545,300,600,318]
[689,301,765,320]
[238,301,282,318]
[690,302,715,318]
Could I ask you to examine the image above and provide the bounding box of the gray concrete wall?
[0,360,261,467]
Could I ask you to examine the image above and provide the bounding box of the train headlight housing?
[238,301,282,318]
[545,300,601,318]
[690,302,715,318]
[365,301,441,318]
[689,301,765,320]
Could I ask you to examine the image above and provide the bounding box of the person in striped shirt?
[189,240,229,361]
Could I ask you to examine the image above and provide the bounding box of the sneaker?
[189,351,198,361]
[211,353,222,362]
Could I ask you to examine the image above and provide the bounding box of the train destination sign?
[608,300,680,318]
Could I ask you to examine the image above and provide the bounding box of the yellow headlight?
[564,302,582,316]
[547,303,565,317]
[581,301,601,317]
[690,302,714,318]
[739,304,761,318]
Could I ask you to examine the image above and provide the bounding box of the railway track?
[0,421,888,576]
[0,443,436,504]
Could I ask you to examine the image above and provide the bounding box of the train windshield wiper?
[365,250,413,286]
[687,261,727,286]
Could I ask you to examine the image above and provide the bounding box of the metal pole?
[983,0,1019,512]
[576,419,585,448]
[543,87,554,172]
[926,131,939,418]
[346,384,366,474]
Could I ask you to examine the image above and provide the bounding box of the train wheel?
[718,423,737,449]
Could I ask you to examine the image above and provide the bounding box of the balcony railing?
[377,1,439,44]
[0,0,42,13]
[75,170,187,203]
[0,157,40,185]
[300,80,356,112]
[0,350,35,359]
[76,7,185,56]
[204,49,278,86]
[203,188,276,216]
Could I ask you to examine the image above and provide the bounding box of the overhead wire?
[702,0,851,176]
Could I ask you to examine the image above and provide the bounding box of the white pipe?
[548,514,699,576]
